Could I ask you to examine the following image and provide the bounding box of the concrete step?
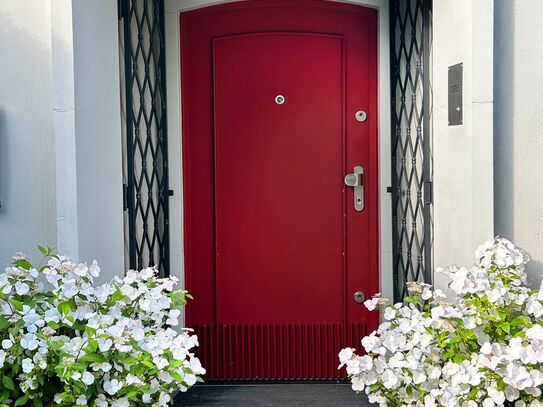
[173,383,372,407]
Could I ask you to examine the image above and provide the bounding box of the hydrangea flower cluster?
[0,247,205,406]
[339,237,543,407]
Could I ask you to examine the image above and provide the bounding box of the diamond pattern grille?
[390,0,433,301]
[120,0,170,276]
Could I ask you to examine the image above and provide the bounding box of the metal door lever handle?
[344,166,364,212]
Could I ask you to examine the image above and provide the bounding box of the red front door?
[181,0,379,380]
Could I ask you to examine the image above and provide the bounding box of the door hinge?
[117,0,124,20]
[424,181,433,205]
[123,183,128,211]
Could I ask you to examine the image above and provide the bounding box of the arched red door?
[180,0,379,380]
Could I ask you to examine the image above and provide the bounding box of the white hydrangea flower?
[15,281,30,295]
[21,332,39,350]
[60,279,79,298]
[98,338,113,352]
[103,378,123,395]
[140,267,156,281]
[158,392,170,405]
[22,358,34,373]
[75,395,87,405]
[111,397,129,407]
[81,371,95,385]
[166,309,181,326]
[0,250,204,406]
[95,394,108,407]
[1,339,13,350]
[340,238,543,406]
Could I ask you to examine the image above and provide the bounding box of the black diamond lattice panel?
[390,0,433,301]
[120,0,170,276]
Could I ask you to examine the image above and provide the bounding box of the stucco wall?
[432,0,494,287]
[0,1,124,281]
[494,0,543,287]
[0,1,57,264]
[71,0,125,282]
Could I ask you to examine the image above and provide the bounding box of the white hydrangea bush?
[0,247,205,407]
[339,237,543,407]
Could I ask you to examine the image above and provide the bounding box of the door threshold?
[201,379,349,385]
[173,382,371,407]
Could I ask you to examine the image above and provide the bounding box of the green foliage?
[0,247,204,406]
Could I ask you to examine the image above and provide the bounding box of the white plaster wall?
[71,1,125,282]
[52,0,79,261]
[0,1,57,265]
[165,0,393,304]
[494,0,543,287]
[0,1,124,281]
[432,0,494,288]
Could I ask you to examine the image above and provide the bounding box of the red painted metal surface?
[214,33,345,325]
[195,322,367,380]
[180,0,379,380]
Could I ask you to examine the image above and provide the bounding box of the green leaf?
[33,398,43,407]
[86,339,98,353]
[369,383,381,392]
[47,322,59,330]
[110,288,124,303]
[84,326,97,337]
[37,245,48,256]
[141,360,155,369]
[171,372,183,382]
[499,322,511,334]
[72,362,87,371]
[9,299,23,311]
[514,330,526,338]
[0,389,9,401]
[125,391,138,398]
[57,301,72,316]
[49,340,64,350]
[0,317,10,330]
[453,353,464,363]
[13,259,32,270]
[14,395,28,406]
[511,316,530,327]
[2,376,15,391]
[79,353,105,363]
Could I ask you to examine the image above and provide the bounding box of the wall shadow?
[0,109,6,213]
[493,0,515,239]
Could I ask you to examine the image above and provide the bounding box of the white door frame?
[164,0,394,312]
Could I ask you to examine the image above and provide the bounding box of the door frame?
[164,0,393,325]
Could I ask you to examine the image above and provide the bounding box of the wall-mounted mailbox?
[448,63,463,126]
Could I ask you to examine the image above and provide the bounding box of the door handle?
[344,166,364,212]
